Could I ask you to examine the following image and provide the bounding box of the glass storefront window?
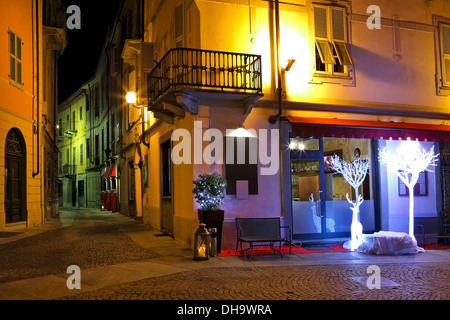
[289,137,319,151]
[323,138,375,234]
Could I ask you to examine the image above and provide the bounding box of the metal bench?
[414,216,450,246]
[235,217,291,258]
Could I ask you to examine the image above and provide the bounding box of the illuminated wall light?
[298,143,305,150]
[289,141,297,150]
[126,91,137,104]
[228,126,255,137]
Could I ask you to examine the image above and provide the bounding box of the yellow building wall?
[0,0,49,230]
[195,0,450,118]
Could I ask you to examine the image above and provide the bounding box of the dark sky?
[58,0,123,103]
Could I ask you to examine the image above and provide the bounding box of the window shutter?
[9,32,15,55]
[315,40,335,64]
[10,56,16,81]
[332,9,345,41]
[442,26,450,54]
[333,42,353,66]
[314,7,328,39]
[9,31,15,81]
[175,5,183,47]
[442,26,450,84]
[16,36,21,60]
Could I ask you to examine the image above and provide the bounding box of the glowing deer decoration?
[329,155,369,251]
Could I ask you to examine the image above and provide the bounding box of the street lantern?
[193,223,210,260]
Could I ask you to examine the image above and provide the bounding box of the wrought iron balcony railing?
[62,164,77,175]
[148,48,262,106]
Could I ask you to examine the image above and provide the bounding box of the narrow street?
[0,209,159,284]
[0,209,448,302]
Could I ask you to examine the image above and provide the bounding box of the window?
[94,86,99,117]
[80,144,83,165]
[439,24,450,87]
[86,138,90,158]
[9,29,22,86]
[73,146,76,166]
[174,5,183,47]
[313,5,353,75]
[80,106,83,121]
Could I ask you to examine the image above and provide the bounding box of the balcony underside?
[150,88,263,124]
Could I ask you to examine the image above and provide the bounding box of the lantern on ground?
[193,224,211,260]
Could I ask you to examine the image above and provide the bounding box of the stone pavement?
[0,208,448,301]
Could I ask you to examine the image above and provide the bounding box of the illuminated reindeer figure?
[346,193,364,250]
[329,155,369,251]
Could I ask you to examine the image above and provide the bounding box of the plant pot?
[198,209,224,254]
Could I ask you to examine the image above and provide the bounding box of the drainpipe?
[269,0,282,124]
[32,0,40,178]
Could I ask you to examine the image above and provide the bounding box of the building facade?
[66,0,450,250]
[0,0,65,230]
[58,89,87,207]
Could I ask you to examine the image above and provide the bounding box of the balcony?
[148,48,263,123]
[64,123,77,137]
[42,0,66,50]
[43,0,65,29]
[62,164,77,176]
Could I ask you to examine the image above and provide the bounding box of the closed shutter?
[442,26,450,85]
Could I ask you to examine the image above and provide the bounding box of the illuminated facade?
[57,89,88,207]
[0,0,65,230]
[70,0,450,250]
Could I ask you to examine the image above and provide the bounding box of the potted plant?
[193,172,227,253]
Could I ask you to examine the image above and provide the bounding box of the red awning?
[104,166,112,179]
[110,164,117,177]
[287,117,450,142]
[104,165,117,179]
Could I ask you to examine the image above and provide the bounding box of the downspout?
[32,0,40,177]
[140,0,148,221]
[269,0,282,124]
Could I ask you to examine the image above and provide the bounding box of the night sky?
[58,0,123,103]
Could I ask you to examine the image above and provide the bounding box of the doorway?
[4,128,26,223]
[290,137,376,240]
[160,138,173,236]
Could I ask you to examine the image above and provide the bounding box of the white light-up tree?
[329,155,370,251]
[379,140,439,242]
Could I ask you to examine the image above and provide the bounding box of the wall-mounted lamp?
[227,125,255,138]
[282,59,296,72]
[125,91,137,104]
[126,91,150,148]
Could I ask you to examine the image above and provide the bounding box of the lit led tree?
[379,141,439,241]
[329,155,370,250]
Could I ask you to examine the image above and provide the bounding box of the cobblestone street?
[0,209,159,283]
[0,209,449,302]
[64,262,450,300]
